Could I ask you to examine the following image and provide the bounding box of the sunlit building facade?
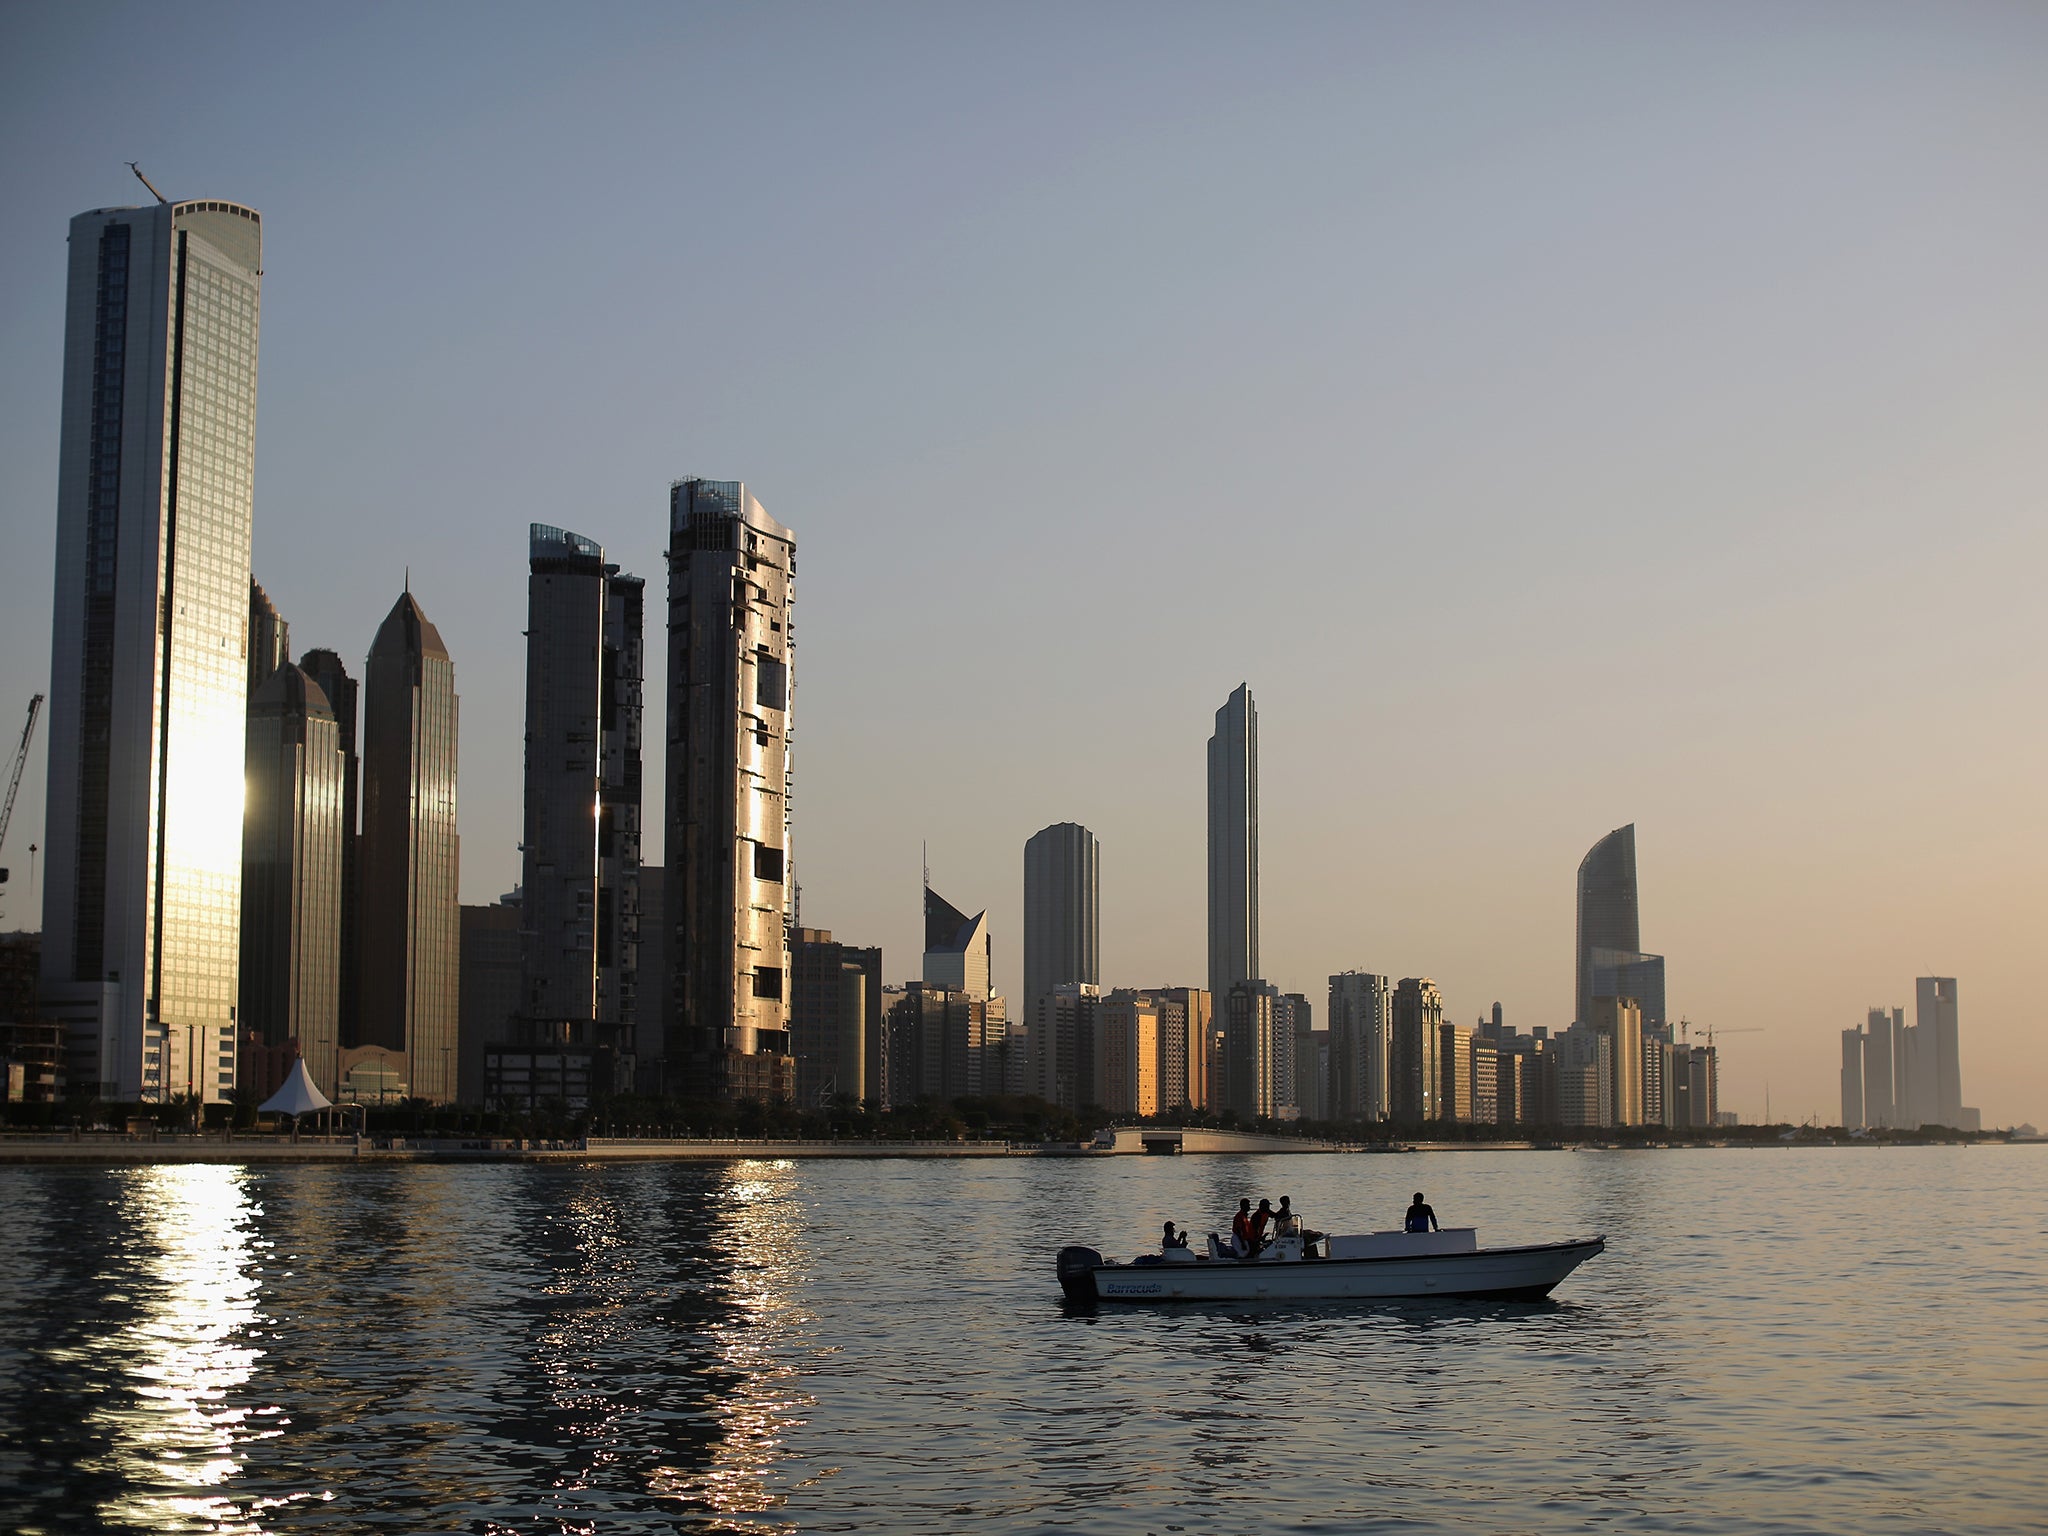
[663,479,796,1102]
[237,663,345,1096]
[40,197,263,1102]
[1390,977,1444,1124]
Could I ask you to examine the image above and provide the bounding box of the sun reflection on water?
[648,1159,819,1531]
[65,1165,275,1533]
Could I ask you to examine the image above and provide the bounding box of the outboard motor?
[1056,1246,1104,1303]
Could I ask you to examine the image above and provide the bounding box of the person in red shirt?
[1230,1198,1256,1257]
[1250,1199,1276,1249]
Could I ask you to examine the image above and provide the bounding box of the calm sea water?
[1,1147,2043,1535]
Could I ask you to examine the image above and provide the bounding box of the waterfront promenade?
[0,1125,1360,1165]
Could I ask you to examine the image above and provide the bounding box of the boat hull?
[1058,1237,1604,1304]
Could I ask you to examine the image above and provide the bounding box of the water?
[1,1147,2043,1535]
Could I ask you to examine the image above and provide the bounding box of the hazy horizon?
[2,3,2042,1125]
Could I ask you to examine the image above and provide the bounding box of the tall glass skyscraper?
[1575,824,1640,1027]
[1206,684,1259,1001]
[40,197,263,1102]
[359,590,460,1102]
[1023,821,1099,1015]
[238,663,345,1096]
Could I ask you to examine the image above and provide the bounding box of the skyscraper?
[1329,971,1392,1122]
[518,525,643,1090]
[790,928,882,1107]
[1840,1025,1865,1130]
[663,478,795,1103]
[238,664,345,1097]
[924,882,992,1000]
[1585,995,1645,1126]
[1207,684,1258,1000]
[1917,976,1962,1130]
[1861,1006,1895,1129]
[359,589,460,1102]
[1023,822,1099,1017]
[1390,977,1444,1124]
[1223,979,1281,1120]
[1576,824,1641,1027]
[249,579,290,693]
[298,647,361,1048]
[40,196,263,1102]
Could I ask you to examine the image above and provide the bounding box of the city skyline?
[2,9,2043,1124]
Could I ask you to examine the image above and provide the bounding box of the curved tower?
[1575,824,1639,1027]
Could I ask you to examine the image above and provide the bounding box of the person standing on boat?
[1231,1199,1257,1256]
[1405,1192,1439,1233]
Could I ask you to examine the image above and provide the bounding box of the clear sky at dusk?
[2,3,2042,1125]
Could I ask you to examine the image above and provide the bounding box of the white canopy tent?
[259,1058,335,1132]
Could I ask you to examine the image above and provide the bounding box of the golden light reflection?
[648,1159,817,1531]
[71,1165,276,1533]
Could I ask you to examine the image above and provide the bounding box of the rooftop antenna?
[405,565,411,595]
[126,162,169,204]
[922,839,929,892]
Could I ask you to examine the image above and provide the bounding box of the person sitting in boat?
[1162,1221,1190,1250]
[1230,1198,1257,1256]
[1405,1192,1440,1233]
[1250,1198,1277,1250]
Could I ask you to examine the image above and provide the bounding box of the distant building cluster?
[0,192,1976,1129]
[1839,981,1977,1133]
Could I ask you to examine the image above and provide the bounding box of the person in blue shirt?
[1404,1192,1439,1233]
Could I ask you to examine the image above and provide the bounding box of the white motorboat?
[1056,1226,1604,1304]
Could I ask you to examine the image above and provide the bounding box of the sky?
[2,2,2043,1127]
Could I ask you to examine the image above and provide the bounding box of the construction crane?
[1679,1018,1763,1051]
[0,693,43,886]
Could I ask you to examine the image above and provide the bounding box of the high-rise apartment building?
[359,589,460,1102]
[40,196,263,1103]
[518,525,643,1090]
[1917,977,1962,1130]
[298,647,361,1047]
[457,894,521,1106]
[1023,822,1099,1017]
[1575,824,1640,1027]
[237,663,345,1097]
[663,478,795,1103]
[1129,985,1211,1111]
[1585,994,1645,1127]
[1207,684,1258,1000]
[1223,979,1281,1120]
[1860,1007,1896,1129]
[1436,1022,1476,1123]
[1840,1025,1864,1130]
[1390,977,1444,1124]
[1029,982,1100,1110]
[790,928,882,1107]
[1329,971,1392,1122]
[1095,991,1161,1117]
